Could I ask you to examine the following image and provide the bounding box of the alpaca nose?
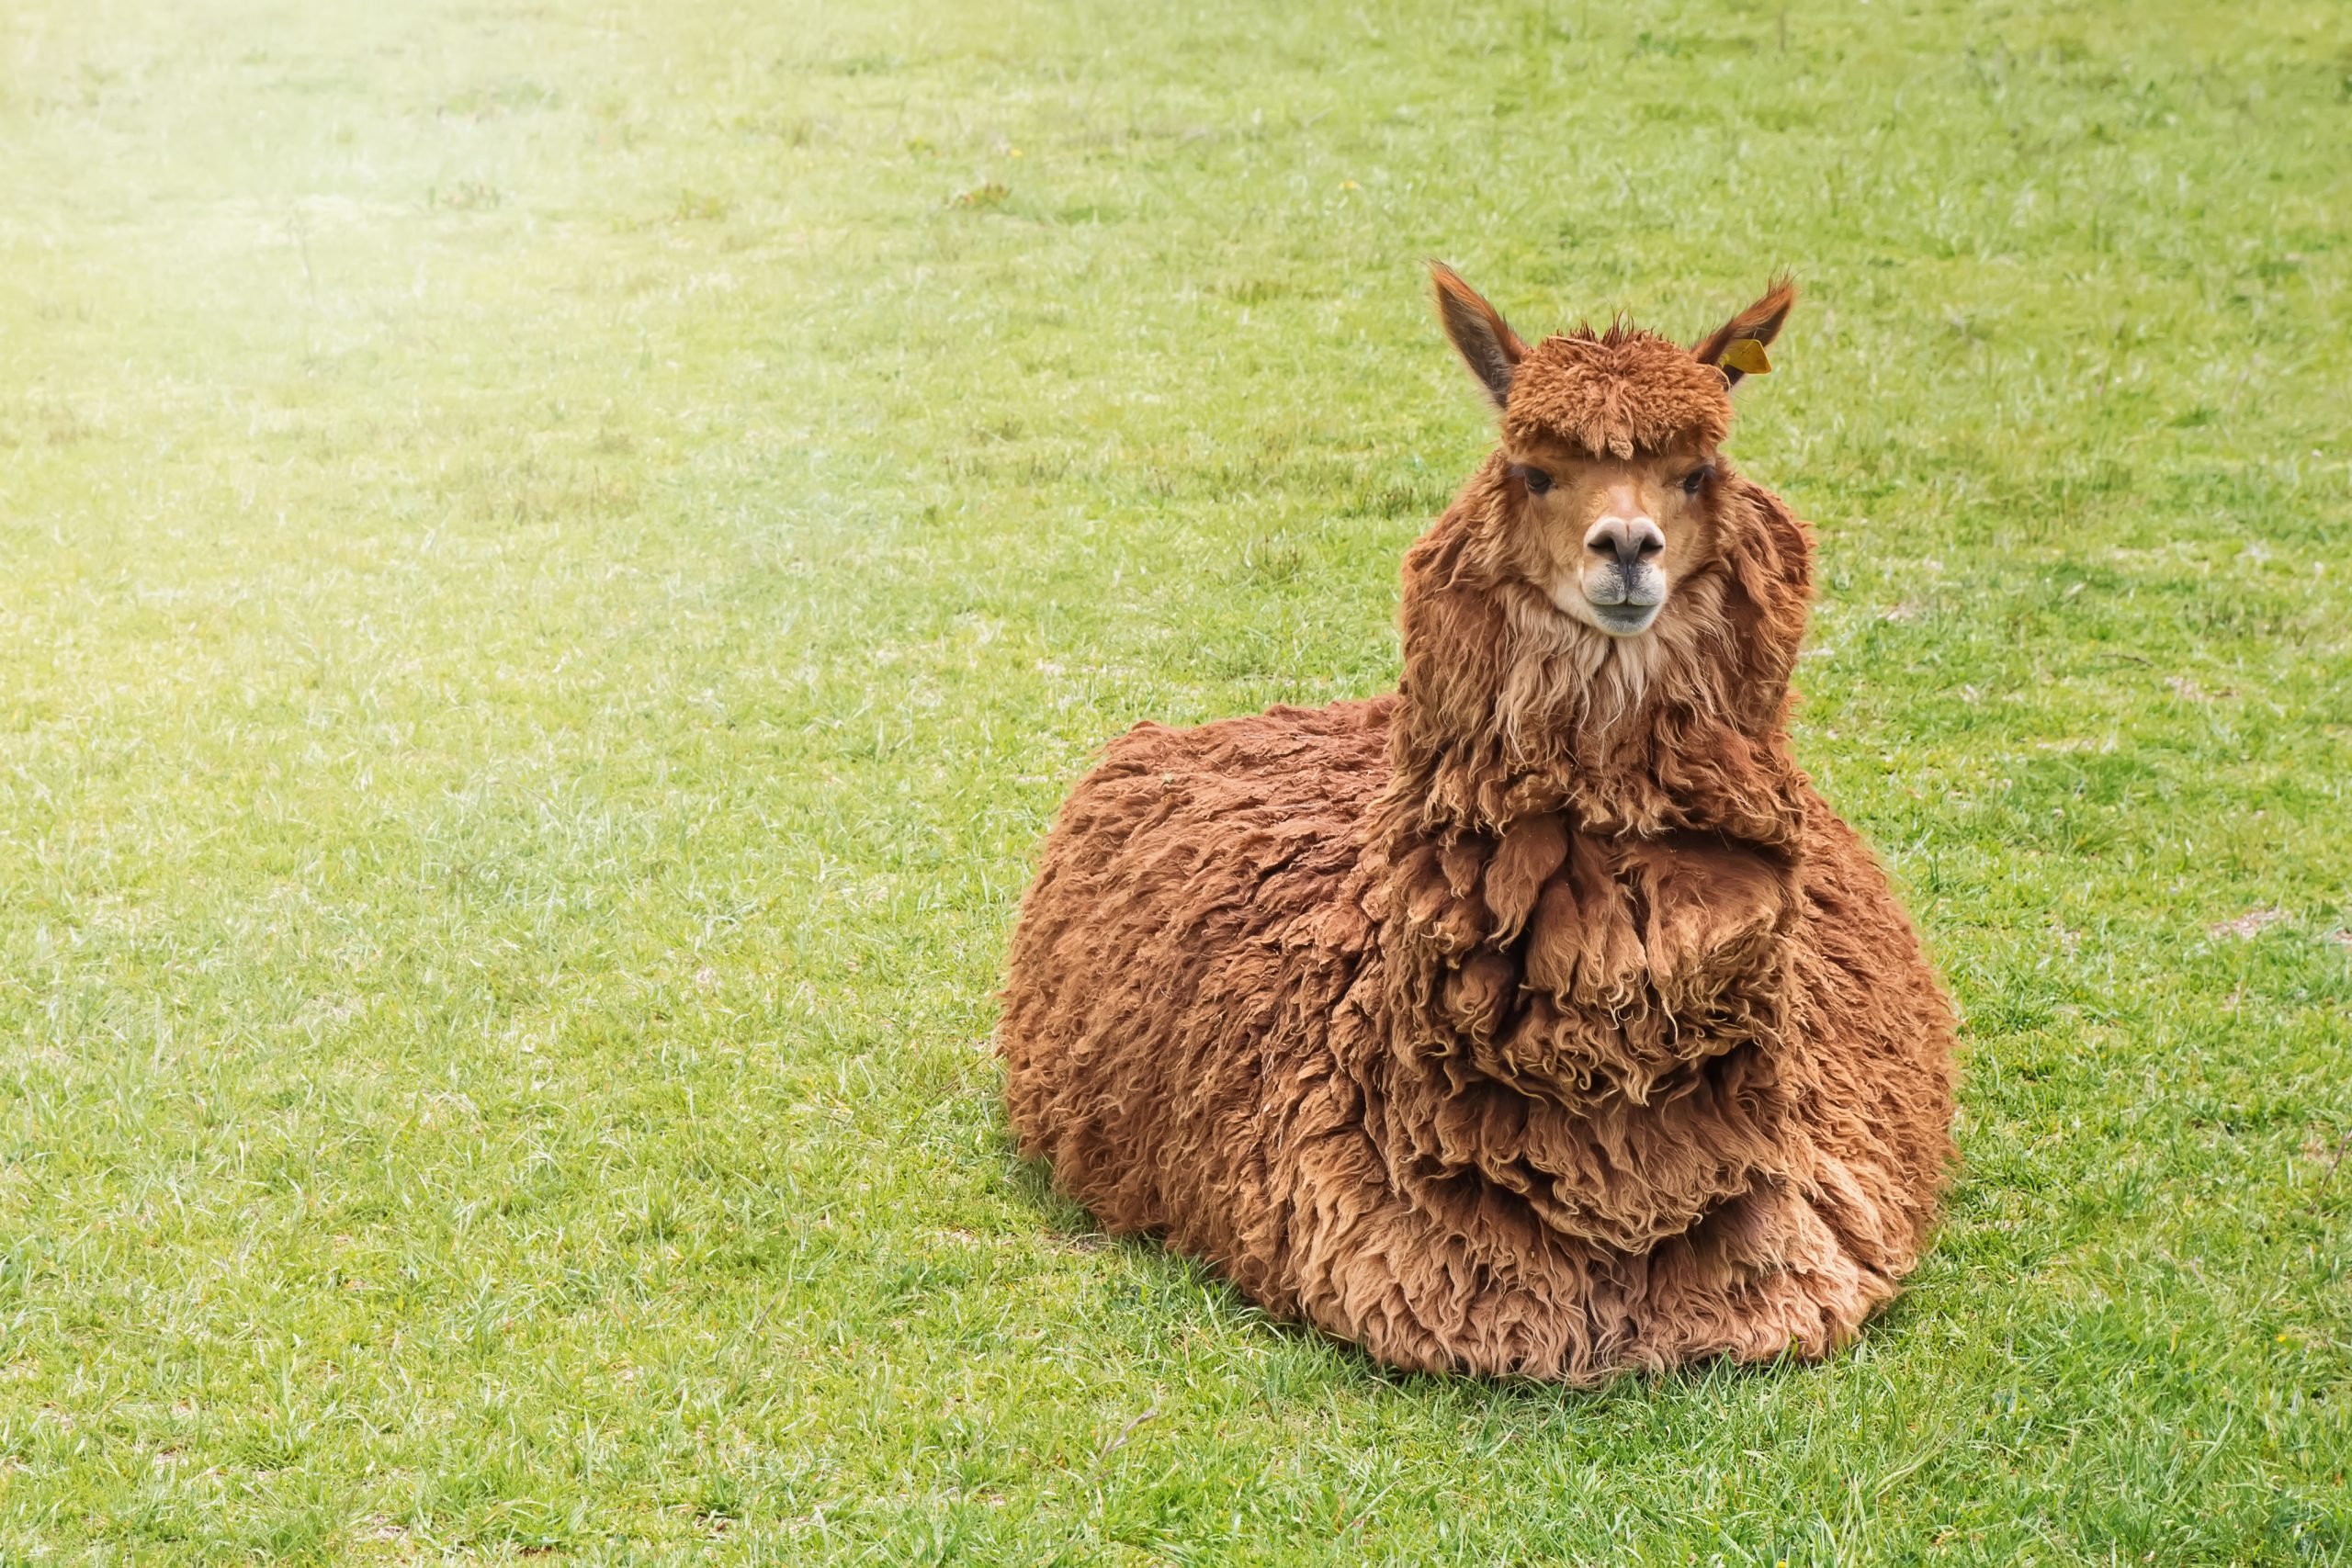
[1585,515,1664,568]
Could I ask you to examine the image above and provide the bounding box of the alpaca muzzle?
[1579,514,1667,634]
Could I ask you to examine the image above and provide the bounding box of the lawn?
[2,0,2348,1560]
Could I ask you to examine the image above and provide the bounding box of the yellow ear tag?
[1718,337,1772,376]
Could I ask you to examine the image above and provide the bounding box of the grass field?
[3,0,2349,1560]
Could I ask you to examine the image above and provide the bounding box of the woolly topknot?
[1503,330,1734,459]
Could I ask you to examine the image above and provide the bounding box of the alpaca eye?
[1680,466,1713,496]
[1519,466,1553,495]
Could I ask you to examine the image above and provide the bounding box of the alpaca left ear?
[1430,262,1528,411]
[1694,275,1797,388]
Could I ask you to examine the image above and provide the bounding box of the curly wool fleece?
[998,275,1956,1382]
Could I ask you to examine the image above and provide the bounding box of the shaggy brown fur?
[998,268,1957,1381]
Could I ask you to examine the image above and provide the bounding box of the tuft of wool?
[1502,327,1733,460]
[997,295,1956,1382]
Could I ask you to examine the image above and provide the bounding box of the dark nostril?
[1588,536,1619,557]
[1637,536,1663,558]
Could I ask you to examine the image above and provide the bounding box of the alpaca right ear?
[1430,263,1527,411]
[1694,275,1797,389]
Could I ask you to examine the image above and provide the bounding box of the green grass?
[1,0,2348,1560]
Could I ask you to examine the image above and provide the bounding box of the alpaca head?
[1389,266,1815,837]
[1430,264,1795,642]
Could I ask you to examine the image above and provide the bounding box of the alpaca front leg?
[1290,1183,1623,1380]
[1308,1254,1614,1380]
[1617,1180,1899,1371]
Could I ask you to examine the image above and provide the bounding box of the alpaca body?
[999,694,1951,1381]
[999,271,1957,1380]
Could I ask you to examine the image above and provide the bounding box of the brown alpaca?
[998,266,1957,1381]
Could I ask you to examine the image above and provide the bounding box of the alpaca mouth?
[1589,601,1661,637]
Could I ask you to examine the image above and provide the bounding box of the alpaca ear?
[1430,263,1527,411]
[1694,275,1797,388]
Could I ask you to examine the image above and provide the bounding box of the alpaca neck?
[1379,632,1805,853]
[1364,576,1809,1122]
[1346,473,1820,1225]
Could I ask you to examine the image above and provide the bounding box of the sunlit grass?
[0,0,2347,1560]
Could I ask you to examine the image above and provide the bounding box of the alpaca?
[998,266,1957,1381]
